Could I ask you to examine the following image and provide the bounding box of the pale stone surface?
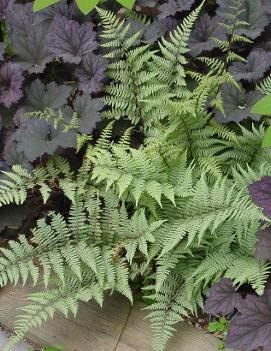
[0,285,235,351]
[0,330,30,351]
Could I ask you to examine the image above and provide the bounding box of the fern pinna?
[1,5,271,351]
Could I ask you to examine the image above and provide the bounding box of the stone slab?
[0,285,234,351]
[0,329,30,351]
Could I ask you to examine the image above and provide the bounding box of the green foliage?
[28,346,62,351]
[0,21,13,57]
[258,74,271,95]
[33,0,136,14]
[208,317,229,350]
[252,95,271,116]
[117,0,136,9]
[75,0,100,14]
[251,95,271,148]
[1,6,271,351]
[208,317,228,334]
[33,0,61,11]
[196,0,252,114]
[261,126,271,148]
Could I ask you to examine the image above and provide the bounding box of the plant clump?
[1,1,271,351]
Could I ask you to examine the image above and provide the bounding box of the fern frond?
[153,3,204,96]
[258,73,271,94]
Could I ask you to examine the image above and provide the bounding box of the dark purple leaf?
[73,94,103,133]
[63,93,103,133]
[34,2,75,25]
[0,204,27,232]
[126,18,146,44]
[239,0,270,40]
[0,104,16,127]
[229,49,271,82]
[4,137,32,170]
[227,283,271,350]
[217,0,269,40]
[0,62,23,108]
[188,14,227,57]
[249,176,271,219]
[24,79,72,112]
[205,278,242,315]
[15,119,76,162]
[0,160,9,174]
[143,17,177,43]
[4,145,32,170]
[49,15,97,64]
[257,39,271,54]
[215,84,263,123]
[177,0,195,10]
[255,227,271,260]
[6,3,35,36]
[0,0,13,19]
[263,0,271,15]
[13,108,28,127]
[137,0,158,7]
[10,22,54,74]
[74,53,108,94]
[158,0,195,19]
[158,0,178,18]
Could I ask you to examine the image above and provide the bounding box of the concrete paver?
[0,330,30,351]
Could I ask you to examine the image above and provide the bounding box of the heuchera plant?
[204,87,271,350]
[205,174,271,351]
[206,278,271,350]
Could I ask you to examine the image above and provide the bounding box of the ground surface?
[0,330,29,351]
[0,285,235,351]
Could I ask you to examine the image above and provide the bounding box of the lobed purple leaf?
[15,119,76,162]
[227,283,271,350]
[255,227,271,260]
[10,23,54,74]
[249,176,271,219]
[24,79,72,112]
[49,15,97,64]
[0,0,14,19]
[205,278,242,315]
[0,62,23,108]
[143,17,177,43]
[74,94,103,133]
[215,84,263,123]
[189,14,227,57]
[0,204,27,232]
[63,93,103,134]
[229,49,271,82]
[217,0,269,40]
[158,0,195,19]
[35,2,75,24]
[74,53,108,94]
[6,3,35,36]
[263,0,271,15]
[4,137,32,170]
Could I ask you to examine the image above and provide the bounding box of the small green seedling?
[28,346,63,351]
[208,317,229,350]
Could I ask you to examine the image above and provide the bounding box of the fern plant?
[193,0,253,114]
[1,5,271,351]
